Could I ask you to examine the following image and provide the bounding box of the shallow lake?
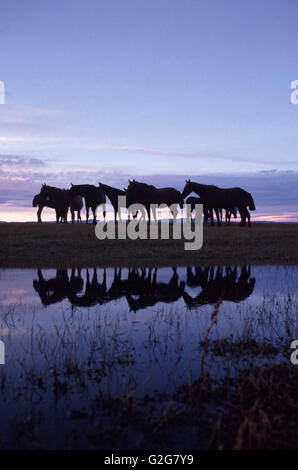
[0,265,297,448]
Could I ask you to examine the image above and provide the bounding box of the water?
[0,265,297,448]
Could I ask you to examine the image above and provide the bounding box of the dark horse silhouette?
[98,182,138,221]
[69,184,106,224]
[33,191,83,223]
[125,179,184,220]
[39,184,70,223]
[182,180,255,226]
[182,265,255,309]
[185,196,211,222]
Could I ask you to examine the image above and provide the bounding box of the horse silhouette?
[69,184,106,224]
[38,184,70,223]
[125,179,184,220]
[33,191,83,223]
[182,180,255,226]
[98,182,138,221]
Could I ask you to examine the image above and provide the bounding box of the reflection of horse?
[33,266,255,312]
[39,184,70,223]
[182,266,255,309]
[125,267,185,312]
[125,179,184,220]
[68,268,108,307]
[182,180,255,226]
[69,184,106,224]
[32,191,83,223]
[33,269,83,306]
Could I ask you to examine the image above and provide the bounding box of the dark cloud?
[0,167,297,213]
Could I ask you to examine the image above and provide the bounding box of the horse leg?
[145,204,151,221]
[71,209,75,224]
[37,206,43,223]
[55,209,59,224]
[86,206,89,224]
[92,206,96,224]
[210,208,215,226]
[171,205,178,220]
[238,207,246,226]
[215,208,222,226]
[246,208,251,227]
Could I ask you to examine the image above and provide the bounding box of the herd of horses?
[32,179,256,226]
[33,266,256,311]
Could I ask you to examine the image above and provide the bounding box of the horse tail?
[247,192,256,211]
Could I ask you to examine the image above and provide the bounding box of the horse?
[65,191,83,223]
[185,196,212,222]
[182,180,255,226]
[33,191,83,223]
[98,182,138,221]
[69,184,106,224]
[32,193,56,223]
[225,207,237,223]
[39,184,70,223]
[125,179,184,221]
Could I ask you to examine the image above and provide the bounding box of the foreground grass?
[0,294,297,449]
[0,222,297,267]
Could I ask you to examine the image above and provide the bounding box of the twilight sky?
[0,0,298,221]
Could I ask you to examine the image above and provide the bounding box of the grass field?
[0,222,297,268]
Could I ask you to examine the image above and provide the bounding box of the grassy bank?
[0,222,297,268]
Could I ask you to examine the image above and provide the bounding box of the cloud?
[87,144,298,167]
[0,154,297,218]
[0,154,46,168]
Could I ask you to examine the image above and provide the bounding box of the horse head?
[182,179,192,199]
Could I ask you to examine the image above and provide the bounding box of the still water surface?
[0,265,297,448]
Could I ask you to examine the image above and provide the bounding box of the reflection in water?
[183,266,256,309]
[0,265,297,450]
[33,265,256,311]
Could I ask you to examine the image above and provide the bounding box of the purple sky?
[0,0,298,221]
